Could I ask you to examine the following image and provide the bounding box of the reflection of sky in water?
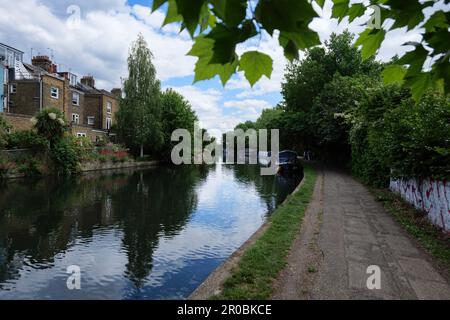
[0,165,300,299]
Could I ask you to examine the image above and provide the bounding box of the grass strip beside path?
[372,188,450,273]
[213,165,317,300]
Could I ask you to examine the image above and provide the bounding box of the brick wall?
[68,89,85,125]
[3,113,34,132]
[84,94,103,130]
[41,75,66,114]
[9,80,40,115]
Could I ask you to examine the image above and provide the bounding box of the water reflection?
[0,165,301,299]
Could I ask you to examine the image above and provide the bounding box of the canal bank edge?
[80,160,159,173]
[1,160,159,180]
[189,164,317,300]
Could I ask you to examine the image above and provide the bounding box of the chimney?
[111,88,122,98]
[81,75,95,88]
[32,56,53,73]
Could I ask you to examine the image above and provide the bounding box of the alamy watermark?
[366,265,381,290]
[367,5,382,29]
[171,123,280,176]
[66,265,81,290]
[66,5,81,30]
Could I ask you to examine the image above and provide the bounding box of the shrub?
[7,130,49,151]
[0,114,11,149]
[349,88,450,185]
[51,136,81,175]
[384,92,450,179]
[73,136,95,161]
[111,156,120,163]
[34,108,67,145]
[17,156,42,177]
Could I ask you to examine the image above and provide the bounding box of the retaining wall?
[390,178,450,232]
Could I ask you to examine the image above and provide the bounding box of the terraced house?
[1,43,121,142]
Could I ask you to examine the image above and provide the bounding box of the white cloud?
[0,0,195,89]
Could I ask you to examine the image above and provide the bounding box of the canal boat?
[276,150,303,174]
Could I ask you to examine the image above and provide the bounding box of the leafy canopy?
[152,0,449,100]
[116,34,164,154]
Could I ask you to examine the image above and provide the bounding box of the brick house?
[4,53,121,142]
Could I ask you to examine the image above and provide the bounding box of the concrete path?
[272,167,450,300]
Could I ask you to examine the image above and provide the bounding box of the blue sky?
[0,0,447,135]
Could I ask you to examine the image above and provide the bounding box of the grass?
[212,165,317,300]
[372,188,450,272]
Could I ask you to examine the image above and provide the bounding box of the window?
[87,116,95,125]
[106,101,112,114]
[106,117,112,130]
[51,87,59,99]
[77,133,87,138]
[72,92,80,106]
[72,113,79,124]
[10,84,17,94]
[69,74,77,86]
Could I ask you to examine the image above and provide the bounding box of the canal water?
[0,165,302,299]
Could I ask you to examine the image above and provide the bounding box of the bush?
[51,136,81,175]
[34,108,67,145]
[17,156,42,177]
[0,114,11,149]
[73,136,95,161]
[7,130,49,151]
[349,88,450,185]
[384,92,450,179]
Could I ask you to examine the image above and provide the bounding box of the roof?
[0,43,24,54]
[22,63,64,81]
[77,82,102,94]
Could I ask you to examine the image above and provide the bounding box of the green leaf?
[255,0,318,35]
[210,0,247,26]
[397,44,428,75]
[174,0,206,36]
[205,22,257,64]
[405,72,434,101]
[152,0,168,11]
[354,28,386,60]
[348,3,366,23]
[194,55,239,85]
[238,51,273,87]
[424,30,449,55]
[206,24,240,64]
[189,36,239,85]
[315,0,325,8]
[163,0,183,26]
[280,29,321,50]
[332,0,349,22]
[382,64,407,85]
[423,11,449,32]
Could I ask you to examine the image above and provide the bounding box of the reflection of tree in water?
[0,167,208,288]
[111,166,207,288]
[229,165,302,213]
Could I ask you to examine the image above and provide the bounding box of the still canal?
[0,164,302,299]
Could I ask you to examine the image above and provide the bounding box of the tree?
[280,32,383,158]
[152,0,449,100]
[116,34,163,157]
[160,89,198,160]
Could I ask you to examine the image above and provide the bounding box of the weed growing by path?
[373,188,450,273]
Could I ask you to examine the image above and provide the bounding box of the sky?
[0,0,448,136]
